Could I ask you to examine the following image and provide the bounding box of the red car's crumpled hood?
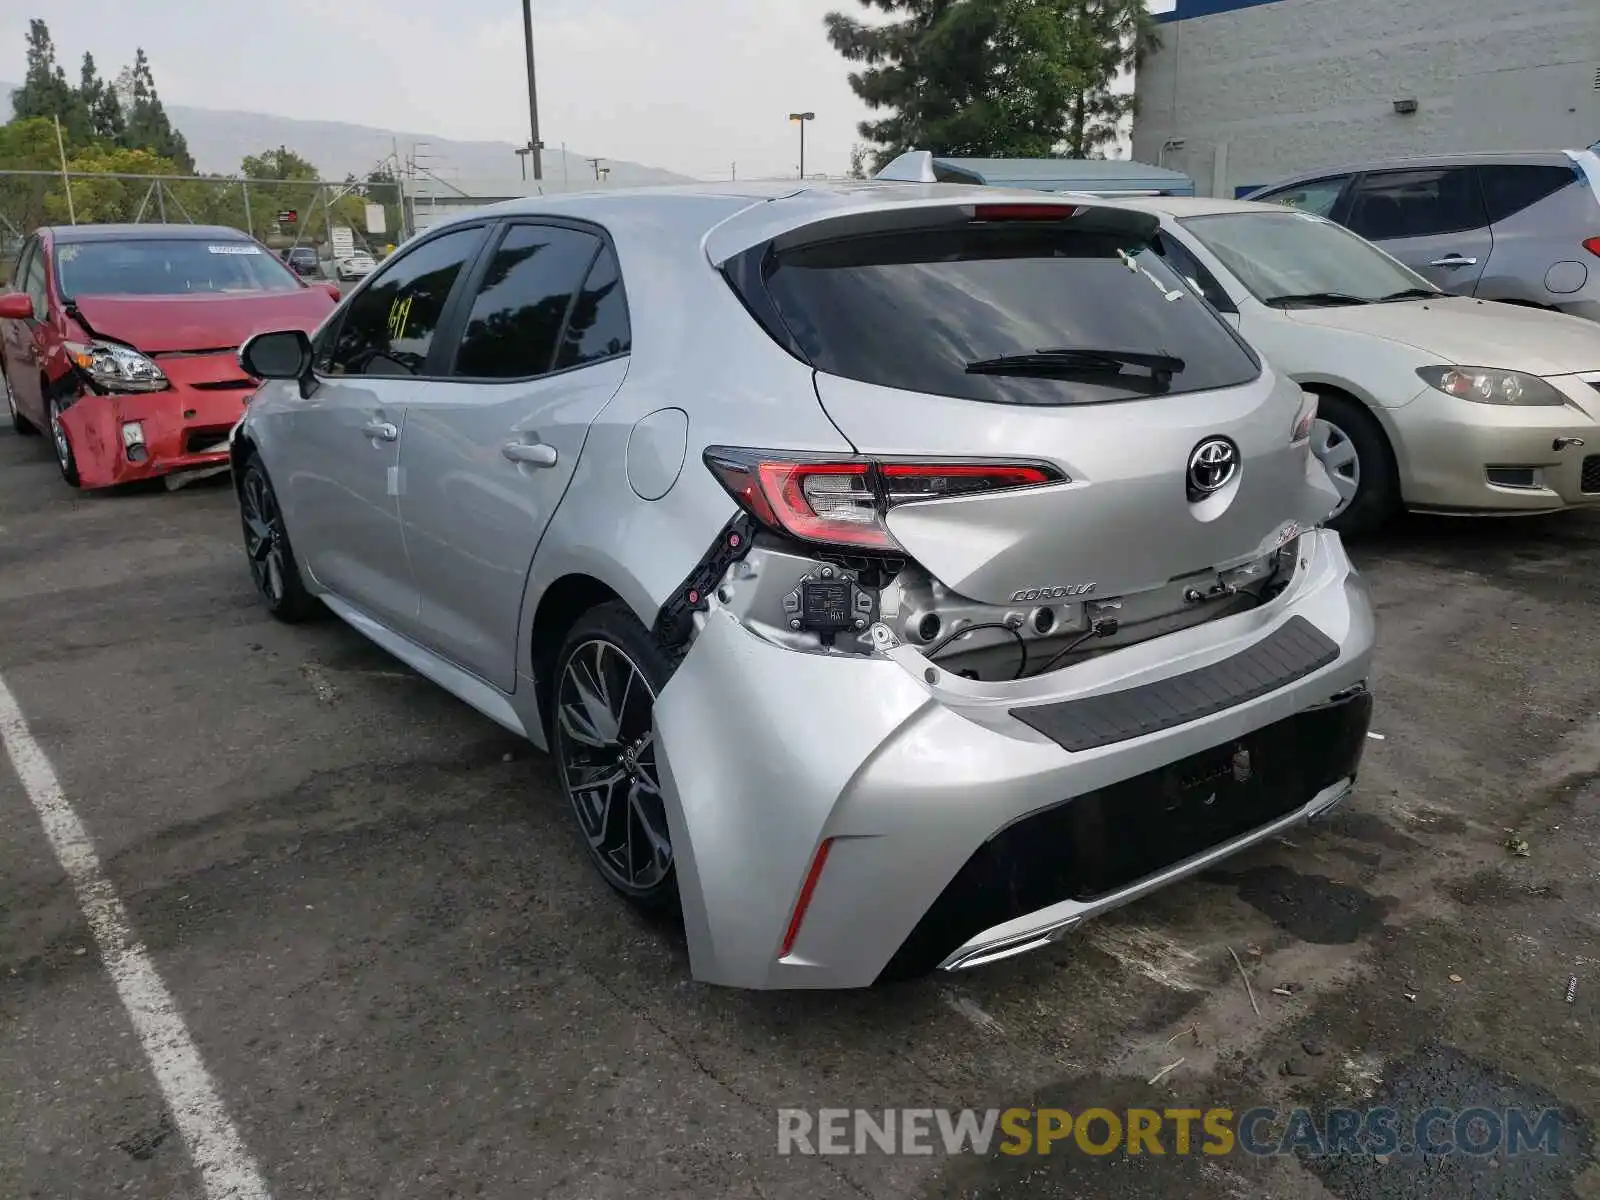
[67,289,336,354]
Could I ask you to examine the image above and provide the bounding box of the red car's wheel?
[47,398,80,487]
[3,367,38,436]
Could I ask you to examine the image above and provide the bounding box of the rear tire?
[551,601,680,912]
[1312,392,1398,537]
[237,454,319,622]
[3,367,38,435]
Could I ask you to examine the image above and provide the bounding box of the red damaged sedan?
[0,224,339,489]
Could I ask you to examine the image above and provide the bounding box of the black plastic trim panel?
[652,513,759,646]
[1011,615,1339,753]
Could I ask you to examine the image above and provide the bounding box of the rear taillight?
[1292,391,1319,442]
[1584,236,1600,258]
[704,447,1062,552]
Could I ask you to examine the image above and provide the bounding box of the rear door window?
[450,223,600,379]
[758,221,1259,406]
[1476,163,1581,223]
[1254,176,1352,218]
[1345,168,1488,240]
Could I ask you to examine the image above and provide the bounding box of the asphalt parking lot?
[1,422,1598,1199]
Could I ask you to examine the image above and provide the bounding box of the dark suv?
[1247,149,1600,323]
[282,246,321,278]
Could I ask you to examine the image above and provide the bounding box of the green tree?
[240,145,319,181]
[241,145,326,240]
[848,143,868,179]
[47,145,182,224]
[78,51,127,145]
[825,0,1157,166]
[10,20,75,126]
[123,48,193,171]
[0,117,64,235]
[1056,0,1159,157]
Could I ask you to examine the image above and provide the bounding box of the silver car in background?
[231,182,1376,989]
[1247,149,1600,323]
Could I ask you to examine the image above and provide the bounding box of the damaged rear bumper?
[652,528,1376,990]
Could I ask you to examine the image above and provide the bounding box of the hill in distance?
[0,84,699,189]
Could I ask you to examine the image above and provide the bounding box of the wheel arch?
[528,573,625,740]
[229,428,258,496]
[1295,377,1408,489]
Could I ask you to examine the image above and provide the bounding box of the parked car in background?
[282,245,321,277]
[1245,150,1600,323]
[0,224,340,489]
[229,183,1373,990]
[336,251,376,281]
[1123,196,1600,534]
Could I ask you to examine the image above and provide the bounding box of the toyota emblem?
[1188,437,1239,496]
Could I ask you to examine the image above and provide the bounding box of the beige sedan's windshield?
[1182,211,1436,305]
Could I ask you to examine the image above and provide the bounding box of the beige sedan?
[1120,196,1600,534]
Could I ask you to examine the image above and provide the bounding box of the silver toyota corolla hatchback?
[232,181,1377,989]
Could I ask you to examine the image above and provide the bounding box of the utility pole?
[731,162,736,181]
[53,114,75,225]
[587,157,603,181]
[521,0,543,180]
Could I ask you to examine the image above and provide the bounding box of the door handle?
[362,420,399,442]
[502,441,558,467]
[1429,255,1478,267]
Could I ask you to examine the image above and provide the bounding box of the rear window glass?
[55,238,301,300]
[1477,164,1580,224]
[759,224,1259,405]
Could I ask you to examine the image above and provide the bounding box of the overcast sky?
[0,0,889,180]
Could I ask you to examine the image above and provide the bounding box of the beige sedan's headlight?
[1416,366,1567,406]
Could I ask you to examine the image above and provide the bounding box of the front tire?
[1312,393,1399,537]
[48,397,80,487]
[551,601,680,911]
[238,455,318,622]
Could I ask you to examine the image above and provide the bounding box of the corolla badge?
[1011,584,1097,602]
[1188,437,1239,495]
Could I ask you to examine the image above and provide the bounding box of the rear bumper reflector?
[780,837,835,958]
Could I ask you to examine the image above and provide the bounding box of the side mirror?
[321,282,342,302]
[0,291,35,320]
[239,329,314,381]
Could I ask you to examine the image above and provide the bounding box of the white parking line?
[0,674,272,1200]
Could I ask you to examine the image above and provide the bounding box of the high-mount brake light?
[704,448,1060,552]
[970,203,1085,222]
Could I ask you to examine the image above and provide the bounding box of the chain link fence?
[0,170,405,279]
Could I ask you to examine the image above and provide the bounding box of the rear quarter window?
[1477,163,1582,224]
[756,222,1260,406]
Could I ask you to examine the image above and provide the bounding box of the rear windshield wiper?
[1374,288,1441,303]
[1262,291,1373,308]
[965,348,1187,376]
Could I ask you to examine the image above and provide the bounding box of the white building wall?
[1133,0,1600,196]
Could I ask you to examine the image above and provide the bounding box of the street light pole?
[789,112,814,180]
[521,0,543,181]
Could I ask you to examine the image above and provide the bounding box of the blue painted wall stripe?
[1153,0,1288,24]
